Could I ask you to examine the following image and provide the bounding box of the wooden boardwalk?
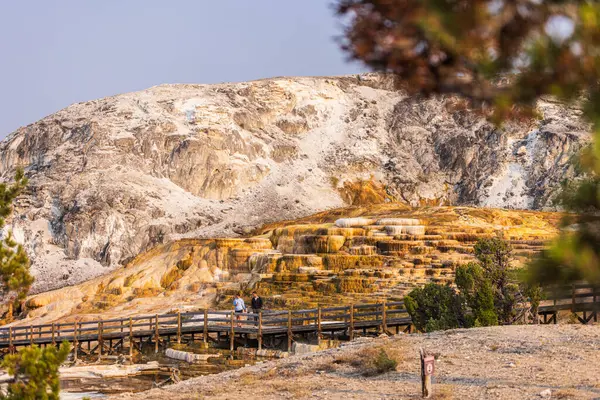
[538,283,599,324]
[1,283,597,358]
[0,301,413,357]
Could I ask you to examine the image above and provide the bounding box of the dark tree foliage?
[337,1,600,284]
[473,238,520,323]
[406,238,538,331]
[405,283,466,331]
[0,342,70,400]
[0,169,33,321]
[455,263,498,327]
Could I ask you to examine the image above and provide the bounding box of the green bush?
[455,263,498,327]
[1,341,70,400]
[405,283,466,332]
[372,348,398,374]
[473,238,520,324]
[406,238,538,332]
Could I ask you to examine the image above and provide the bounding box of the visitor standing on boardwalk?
[233,294,246,327]
[251,292,263,321]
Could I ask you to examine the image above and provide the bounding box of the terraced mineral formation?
[19,205,559,326]
[0,74,589,293]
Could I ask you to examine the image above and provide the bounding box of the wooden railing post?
[98,320,104,357]
[129,317,133,358]
[382,300,388,333]
[258,311,263,350]
[154,314,159,353]
[203,309,208,343]
[349,304,355,341]
[51,323,56,346]
[571,283,576,313]
[594,287,598,322]
[73,322,78,361]
[317,307,322,344]
[287,310,292,353]
[177,311,182,344]
[9,327,13,354]
[229,312,235,351]
[29,325,33,345]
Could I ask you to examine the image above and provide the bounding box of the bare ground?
[114,324,600,400]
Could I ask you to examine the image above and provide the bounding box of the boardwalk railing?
[4,285,595,356]
[539,283,600,324]
[0,301,412,355]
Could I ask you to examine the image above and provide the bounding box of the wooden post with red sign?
[420,348,434,398]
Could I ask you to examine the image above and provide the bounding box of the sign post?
[420,348,434,398]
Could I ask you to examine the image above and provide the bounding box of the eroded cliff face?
[0,74,589,292]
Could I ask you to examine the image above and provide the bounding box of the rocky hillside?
[0,74,589,292]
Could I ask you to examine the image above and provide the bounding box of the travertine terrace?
[20,205,559,326]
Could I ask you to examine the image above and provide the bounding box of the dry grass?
[331,345,403,376]
[269,380,312,399]
[554,388,580,399]
[435,386,455,399]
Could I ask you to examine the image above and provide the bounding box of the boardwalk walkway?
[0,282,597,358]
[0,301,412,356]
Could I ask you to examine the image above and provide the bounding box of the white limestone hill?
[0,73,589,292]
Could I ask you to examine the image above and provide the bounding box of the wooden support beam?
[230,312,235,352]
[73,322,78,361]
[258,311,263,351]
[177,311,181,344]
[287,310,292,353]
[155,314,159,353]
[317,307,322,344]
[51,323,55,346]
[29,325,33,345]
[203,309,208,344]
[571,283,576,313]
[349,304,354,341]
[382,301,388,334]
[594,291,598,322]
[129,318,133,359]
[98,320,104,357]
[9,327,13,354]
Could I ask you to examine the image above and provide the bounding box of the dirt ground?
[114,324,600,400]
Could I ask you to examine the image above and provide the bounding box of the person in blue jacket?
[233,294,247,327]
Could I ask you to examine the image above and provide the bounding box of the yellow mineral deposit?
[19,205,559,327]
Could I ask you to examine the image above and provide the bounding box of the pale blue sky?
[0,1,363,137]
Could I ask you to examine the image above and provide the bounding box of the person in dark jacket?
[251,292,263,321]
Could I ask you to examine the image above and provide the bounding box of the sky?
[0,1,364,138]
